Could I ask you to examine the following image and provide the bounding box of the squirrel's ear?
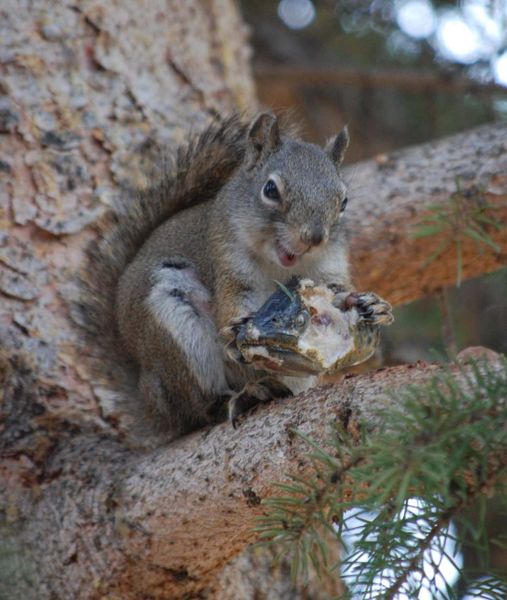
[326,126,349,168]
[245,112,281,168]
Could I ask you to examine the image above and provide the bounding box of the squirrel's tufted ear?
[326,126,349,168]
[245,112,281,168]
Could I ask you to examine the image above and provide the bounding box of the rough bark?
[1,1,507,599]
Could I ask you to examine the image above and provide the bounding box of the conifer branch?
[257,357,507,599]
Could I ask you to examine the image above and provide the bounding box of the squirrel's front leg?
[145,258,232,417]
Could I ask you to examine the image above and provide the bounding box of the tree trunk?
[1,2,506,599]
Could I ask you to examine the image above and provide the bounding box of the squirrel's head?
[236,112,349,270]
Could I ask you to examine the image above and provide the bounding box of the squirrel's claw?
[334,291,393,325]
[224,340,246,364]
[220,324,237,342]
[220,315,250,342]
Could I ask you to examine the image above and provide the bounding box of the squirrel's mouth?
[275,240,300,268]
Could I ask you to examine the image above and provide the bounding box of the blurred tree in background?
[242,0,507,158]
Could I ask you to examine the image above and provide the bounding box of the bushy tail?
[76,114,248,396]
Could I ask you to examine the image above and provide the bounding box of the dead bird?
[228,278,393,377]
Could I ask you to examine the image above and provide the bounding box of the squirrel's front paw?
[221,315,252,364]
[347,292,394,326]
[224,339,247,364]
[220,315,250,342]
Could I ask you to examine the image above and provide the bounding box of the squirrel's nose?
[300,226,327,247]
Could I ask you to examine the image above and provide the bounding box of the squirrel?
[80,112,374,441]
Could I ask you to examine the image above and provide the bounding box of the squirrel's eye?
[263,179,281,202]
[340,197,348,213]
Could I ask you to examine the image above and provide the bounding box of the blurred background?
[240,0,507,365]
[240,2,507,596]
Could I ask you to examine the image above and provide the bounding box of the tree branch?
[255,66,507,96]
[344,122,507,305]
[3,355,501,598]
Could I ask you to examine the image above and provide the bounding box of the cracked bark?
[1,1,506,599]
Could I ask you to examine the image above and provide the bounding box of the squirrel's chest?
[235,259,310,313]
[244,273,278,313]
